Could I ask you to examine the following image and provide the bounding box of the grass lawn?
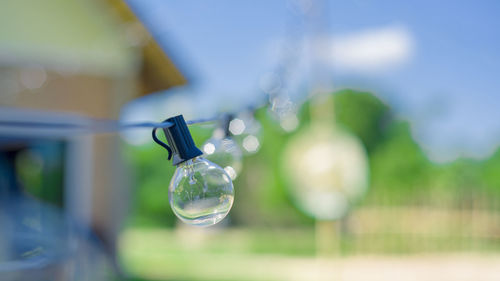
[118,227,500,281]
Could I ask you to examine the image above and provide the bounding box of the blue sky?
[127,0,500,162]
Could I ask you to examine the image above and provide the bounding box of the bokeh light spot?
[229,118,246,135]
[203,143,216,155]
[242,135,260,153]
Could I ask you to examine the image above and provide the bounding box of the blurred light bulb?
[203,130,243,180]
[232,110,263,154]
[267,92,301,133]
[169,157,234,227]
[282,124,369,220]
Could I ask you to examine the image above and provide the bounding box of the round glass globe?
[282,124,369,221]
[169,157,234,227]
[202,133,243,180]
[230,112,263,155]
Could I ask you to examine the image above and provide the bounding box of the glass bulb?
[231,112,263,155]
[202,131,243,180]
[169,157,234,226]
[281,124,369,220]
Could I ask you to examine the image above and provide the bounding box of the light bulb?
[153,115,235,227]
[230,111,263,155]
[169,157,234,226]
[203,128,243,180]
[267,91,301,132]
[282,124,369,220]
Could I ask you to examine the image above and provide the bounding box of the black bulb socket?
[162,115,203,166]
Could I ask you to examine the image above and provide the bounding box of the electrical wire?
[0,116,219,134]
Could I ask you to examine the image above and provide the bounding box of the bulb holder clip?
[162,115,203,166]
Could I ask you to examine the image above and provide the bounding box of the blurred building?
[0,0,187,278]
